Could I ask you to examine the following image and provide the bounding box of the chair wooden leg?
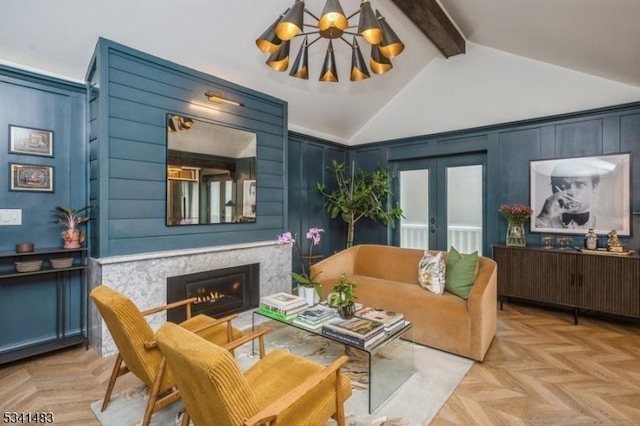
[142,358,167,426]
[180,410,190,426]
[334,371,346,426]
[101,354,124,412]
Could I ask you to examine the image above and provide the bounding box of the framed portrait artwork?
[530,153,631,235]
[9,125,54,157]
[243,180,256,218]
[10,163,54,192]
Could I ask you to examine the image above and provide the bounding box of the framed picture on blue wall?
[9,163,54,192]
[9,125,54,157]
[530,153,631,236]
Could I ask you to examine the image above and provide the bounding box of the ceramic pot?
[337,303,356,319]
[301,286,319,306]
[63,230,82,249]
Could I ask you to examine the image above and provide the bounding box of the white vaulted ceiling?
[0,0,639,145]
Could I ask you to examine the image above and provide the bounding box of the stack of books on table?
[292,305,337,330]
[354,307,406,333]
[258,292,307,321]
[321,317,386,349]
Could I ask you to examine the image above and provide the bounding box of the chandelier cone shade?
[266,40,291,72]
[376,10,404,58]
[256,0,404,83]
[290,36,310,79]
[276,0,305,41]
[350,37,370,81]
[319,40,338,82]
[370,44,392,74]
[358,0,383,45]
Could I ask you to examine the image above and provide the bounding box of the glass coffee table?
[253,309,415,413]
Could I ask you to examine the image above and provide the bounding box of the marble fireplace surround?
[88,241,291,357]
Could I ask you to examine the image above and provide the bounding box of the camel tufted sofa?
[310,244,497,361]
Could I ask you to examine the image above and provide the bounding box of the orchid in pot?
[277,227,325,306]
[51,205,91,249]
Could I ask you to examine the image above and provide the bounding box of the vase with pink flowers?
[499,204,533,247]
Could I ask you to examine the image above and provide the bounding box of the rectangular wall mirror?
[166,114,257,225]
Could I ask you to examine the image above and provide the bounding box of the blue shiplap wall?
[86,38,288,258]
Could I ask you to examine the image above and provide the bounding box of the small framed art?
[10,163,54,192]
[9,125,54,157]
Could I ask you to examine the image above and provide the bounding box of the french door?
[395,153,486,254]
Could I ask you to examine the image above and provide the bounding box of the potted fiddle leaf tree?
[328,274,357,319]
[51,205,92,249]
[317,160,403,249]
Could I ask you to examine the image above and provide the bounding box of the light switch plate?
[0,209,22,225]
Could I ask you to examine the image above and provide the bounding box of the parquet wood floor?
[1,303,639,425]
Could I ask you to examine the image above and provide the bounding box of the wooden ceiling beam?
[391,0,465,58]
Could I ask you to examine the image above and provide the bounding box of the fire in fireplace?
[167,263,260,323]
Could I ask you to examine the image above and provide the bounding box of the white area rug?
[91,325,473,425]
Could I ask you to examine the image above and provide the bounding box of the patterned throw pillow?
[418,251,446,295]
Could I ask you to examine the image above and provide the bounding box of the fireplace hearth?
[167,264,260,323]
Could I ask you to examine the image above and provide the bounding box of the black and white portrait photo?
[530,154,630,235]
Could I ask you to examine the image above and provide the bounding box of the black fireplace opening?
[167,263,260,323]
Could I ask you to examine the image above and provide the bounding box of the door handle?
[430,217,436,233]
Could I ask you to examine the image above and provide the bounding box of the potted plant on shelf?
[51,205,91,249]
[328,274,357,319]
[276,227,325,306]
[317,160,403,249]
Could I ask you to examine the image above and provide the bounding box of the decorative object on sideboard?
[584,228,598,250]
[541,236,554,249]
[317,160,402,248]
[51,205,92,249]
[499,204,533,247]
[256,0,405,82]
[277,228,325,306]
[328,273,357,319]
[15,260,43,273]
[606,230,624,253]
[15,243,34,253]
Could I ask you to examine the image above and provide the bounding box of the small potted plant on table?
[328,274,357,319]
[51,205,91,249]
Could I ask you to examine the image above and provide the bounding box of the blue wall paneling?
[86,38,288,257]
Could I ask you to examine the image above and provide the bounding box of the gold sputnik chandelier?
[256,0,405,82]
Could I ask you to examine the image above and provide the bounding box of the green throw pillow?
[444,246,479,300]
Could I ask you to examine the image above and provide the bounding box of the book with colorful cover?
[322,317,385,340]
[354,307,404,330]
[257,306,300,321]
[321,326,387,349]
[292,317,331,330]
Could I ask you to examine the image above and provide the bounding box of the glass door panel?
[446,165,483,255]
[400,169,430,249]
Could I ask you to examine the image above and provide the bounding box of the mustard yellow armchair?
[156,322,353,426]
[90,284,243,426]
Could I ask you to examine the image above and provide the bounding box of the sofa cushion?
[445,247,479,300]
[417,251,446,295]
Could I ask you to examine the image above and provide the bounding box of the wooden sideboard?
[492,245,640,324]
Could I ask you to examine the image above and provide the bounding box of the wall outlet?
[0,209,22,225]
